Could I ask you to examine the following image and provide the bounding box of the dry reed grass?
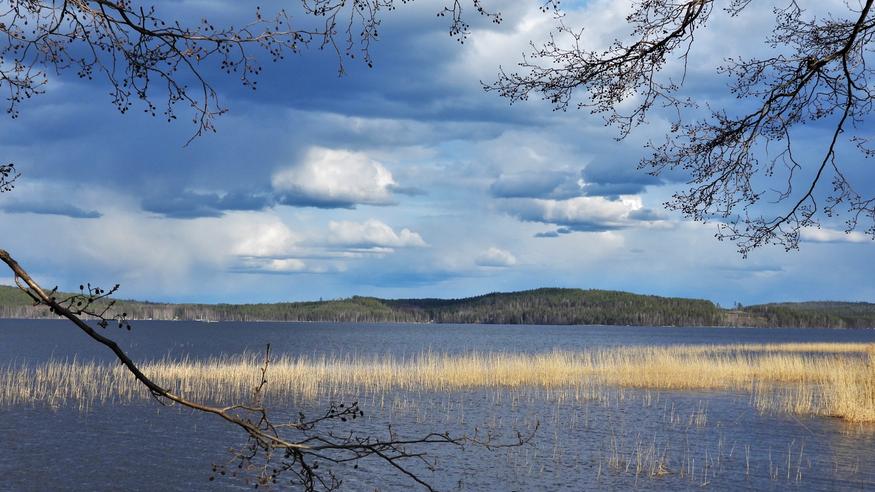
[2,343,874,422]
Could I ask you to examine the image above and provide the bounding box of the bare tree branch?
[486,0,875,255]
[0,162,17,192]
[0,0,508,143]
[0,248,535,490]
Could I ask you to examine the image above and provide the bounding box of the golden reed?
[2,343,873,422]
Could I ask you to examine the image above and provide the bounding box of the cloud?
[327,219,427,250]
[230,219,300,257]
[0,0,872,308]
[140,145,420,218]
[714,264,784,273]
[0,201,102,219]
[141,190,273,218]
[800,227,871,244]
[578,160,667,197]
[225,218,430,278]
[627,208,666,221]
[235,258,309,273]
[490,171,583,199]
[350,268,467,287]
[489,162,673,202]
[499,195,662,234]
[272,147,400,208]
[230,257,344,275]
[0,180,103,218]
[227,217,426,276]
[533,227,579,237]
[475,247,517,267]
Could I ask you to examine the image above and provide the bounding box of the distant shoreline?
[0,317,871,331]
[2,286,874,329]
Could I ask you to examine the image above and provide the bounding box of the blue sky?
[0,0,873,306]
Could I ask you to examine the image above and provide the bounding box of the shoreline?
[0,317,871,330]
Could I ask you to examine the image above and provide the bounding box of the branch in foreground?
[0,163,18,192]
[0,248,535,490]
[486,0,875,254]
[0,0,512,143]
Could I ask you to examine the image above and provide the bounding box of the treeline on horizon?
[1,286,874,329]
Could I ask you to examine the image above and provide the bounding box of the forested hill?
[2,285,873,328]
[383,289,723,326]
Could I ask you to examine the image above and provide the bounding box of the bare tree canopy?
[487,0,875,255]
[0,0,509,142]
[5,1,871,255]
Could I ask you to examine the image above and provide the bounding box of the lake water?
[2,320,875,491]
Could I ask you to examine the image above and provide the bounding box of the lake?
[2,320,875,491]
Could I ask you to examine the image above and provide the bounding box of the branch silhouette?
[487,0,875,254]
[0,249,535,490]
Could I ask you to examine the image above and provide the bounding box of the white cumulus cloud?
[230,219,299,257]
[475,247,518,267]
[271,147,398,208]
[327,219,427,249]
[499,196,660,233]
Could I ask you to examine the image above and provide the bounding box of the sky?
[0,0,873,307]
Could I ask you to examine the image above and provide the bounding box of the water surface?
[2,320,874,491]
[3,319,874,362]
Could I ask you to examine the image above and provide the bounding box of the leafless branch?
[0,248,536,490]
[0,0,508,143]
[487,0,875,254]
[0,163,17,192]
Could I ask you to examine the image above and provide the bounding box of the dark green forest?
[1,285,873,328]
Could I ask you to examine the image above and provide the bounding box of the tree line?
[3,286,873,328]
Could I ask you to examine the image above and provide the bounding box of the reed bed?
[2,343,874,422]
